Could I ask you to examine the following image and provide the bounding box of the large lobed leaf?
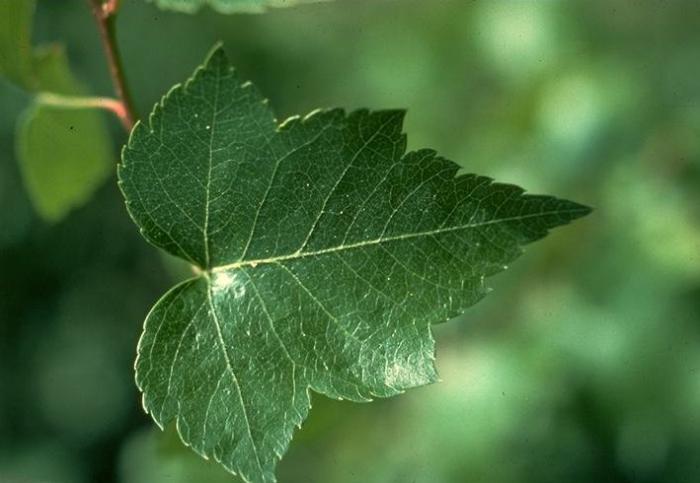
[148,0,328,14]
[119,46,590,483]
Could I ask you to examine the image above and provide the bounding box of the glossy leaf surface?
[120,46,590,483]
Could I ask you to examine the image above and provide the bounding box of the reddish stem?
[88,0,136,131]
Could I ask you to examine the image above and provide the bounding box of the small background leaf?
[32,45,82,95]
[0,0,113,222]
[17,103,111,222]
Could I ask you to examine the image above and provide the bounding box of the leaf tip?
[204,41,229,69]
[557,198,593,224]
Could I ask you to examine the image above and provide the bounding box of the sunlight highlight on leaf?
[119,45,590,483]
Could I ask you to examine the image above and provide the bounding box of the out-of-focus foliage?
[148,0,330,15]
[17,101,112,222]
[1,1,699,482]
[0,0,112,222]
[0,0,34,86]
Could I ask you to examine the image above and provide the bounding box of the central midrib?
[207,208,583,273]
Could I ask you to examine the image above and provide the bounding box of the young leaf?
[15,47,112,222]
[0,0,113,223]
[32,45,83,95]
[120,46,590,483]
[148,0,328,14]
[17,103,111,222]
[0,0,73,93]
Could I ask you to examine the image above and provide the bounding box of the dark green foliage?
[120,46,588,482]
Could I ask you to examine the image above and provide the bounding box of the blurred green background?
[1,0,699,482]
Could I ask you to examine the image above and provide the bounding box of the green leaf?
[0,0,75,93]
[0,0,113,221]
[148,0,328,14]
[31,45,82,95]
[119,46,590,483]
[17,102,112,222]
[11,38,113,222]
[0,0,35,87]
